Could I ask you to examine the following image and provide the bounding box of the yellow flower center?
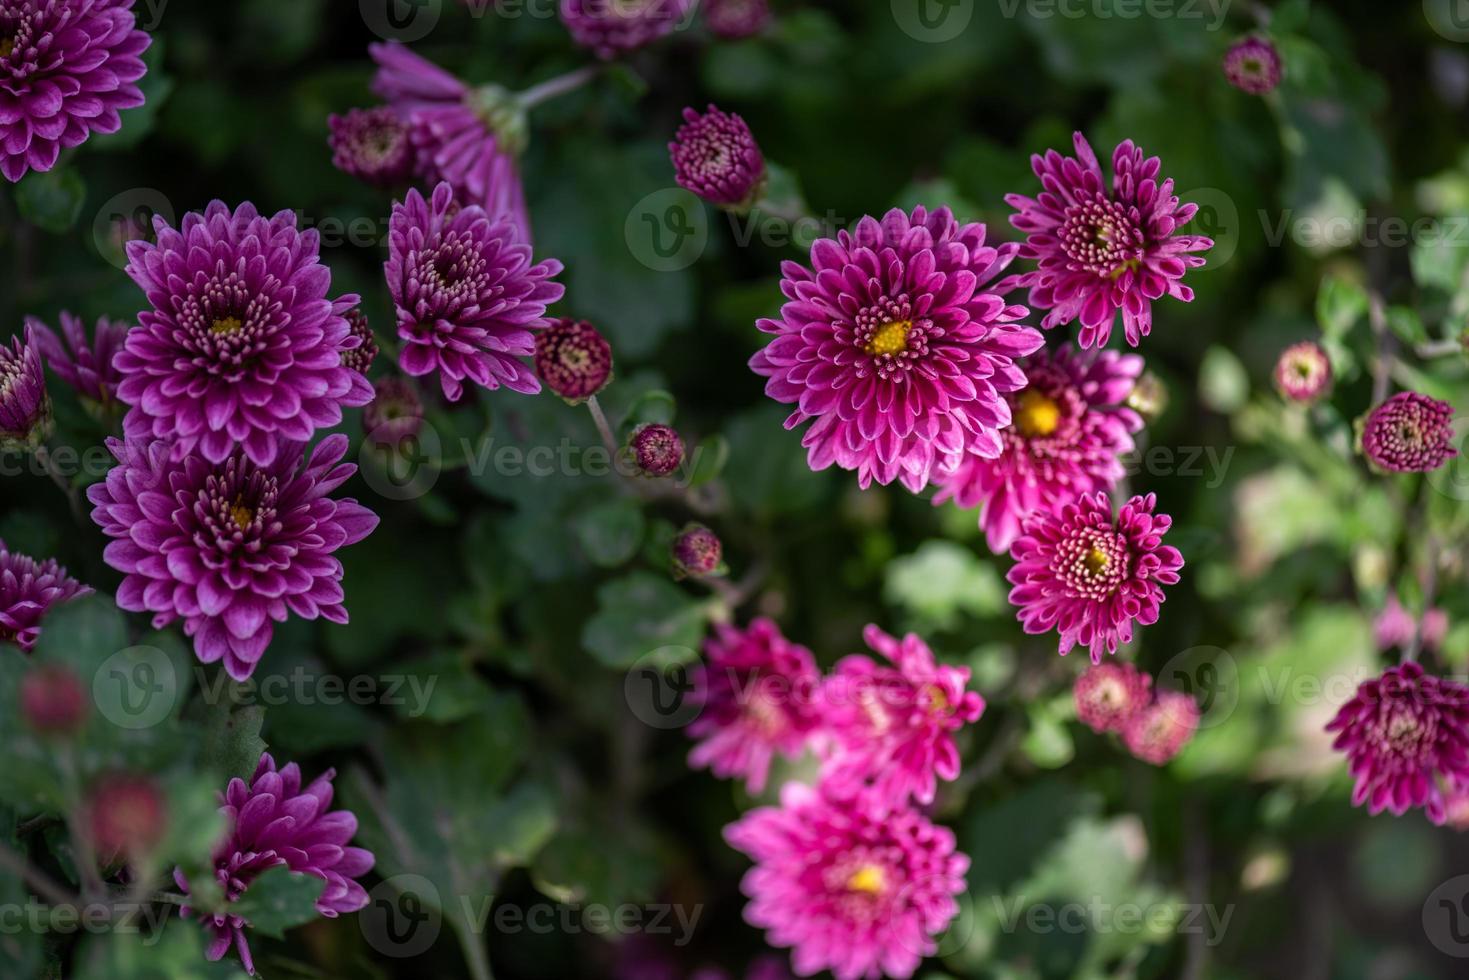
[211,316,243,335]
[923,684,949,714]
[1014,389,1062,438]
[1083,546,1111,576]
[1109,258,1142,281]
[847,865,887,895]
[230,502,254,531]
[865,319,911,357]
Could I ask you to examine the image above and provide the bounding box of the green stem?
[585,395,619,457]
[456,920,495,980]
[518,65,601,110]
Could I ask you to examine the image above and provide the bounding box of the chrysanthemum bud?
[534,319,613,404]
[87,776,167,862]
[1073,661,1152,734]
[364,376,424,449]
[670,105,767,211]
[20,663,88,736]
[705,0,771,39]
[1223,36,1283,96]
[328,107,416,187]
[342,309,379,375]
[1122,691,1199,765]
[631,423,684,477]
[1360,391,1458,473]
[1273,340,1332,403]
[672,523,723,579]
[0,328,52,451]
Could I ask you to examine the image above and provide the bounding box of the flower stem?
[34,444,85,524]
[585,395,619,457]
[0,839,77,907]
[456,921,495,980]
[518,65,601,110]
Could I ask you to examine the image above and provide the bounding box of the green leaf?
[73,920,250,980]
[616,390,677,442]
[1315,275,1370,339]
[686,434,730,488]
[1198,345,1250,414]
[884,541,1007,631]
[573,498,646,568]
[228,865,327,939]
[581,573,709,669]
[195,700,267,784]
[15,167,86,233]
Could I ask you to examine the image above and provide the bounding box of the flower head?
[630,422,684,476]
[822,625,985,810]
[20,662,87,734]
[364,375,424,449]
[1073,660,1152,734]
[934,344,1143,553]
[724,782,967,980]
[1360,391,1458,473]
[176,752,373,974]
[704,0,771,39]
[1005,133,1213,348]
[558,0,693,59]
[672,523,723,579]
[1223,36,1282,95]
[1123,689,1198,764]
[328,106,415,187]
[1007,491,1184,662]
[687,618,823,793]
[386,183,564,402]
[1326,661,1469,823]
[1376,596,1449,653]
[751,207,1043,492]
[340,308,379,375]
[1273,340,1331,403]
[533,317,612,403]
[0,326,51,448]
[0,540,90,651]
[87,435,378,681]
[0,0,151,181]
[670,104,766,210]
[87,775,166,862]
[117,201,372,466]
[26,312,129,408]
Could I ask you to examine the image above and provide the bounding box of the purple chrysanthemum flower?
[115,201,372,466]
[1360,391,1458,473]
[0,539,90,651]
[25,311,128,408]
[1123,689,1198,765]
[630,422,684,476]
[671,523,723,580]
[725,782,967,980]
[1073,660,1152,734]
[363,375,423,449]
[1223,36,1282,95]
[686,617,823,793]
[1273,340,1331,403]
[328,106,415,187]
[1375,596,1449,654]
[87,435,378,681]
[670,104,766,210]
[821,625,985,811]
[533,317,612,404]
[0,325,50,448]
[558,0,694,59]
[750,206,1043,492]
[175,752,374,974]
[386,182,564,401]
[369,42,530,239]
[1326,661,1469,824]
[1007,491,1184,663]
[934,344,1143,554]
[0,0,150,182]
[340,307,378,376]
[704,0,771,39]
[1004,133,1213,348]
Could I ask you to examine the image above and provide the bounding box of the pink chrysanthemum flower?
[369,42,530,239]
[559,0,694,59]
[328,106,415,187]
[1375,596,1449,654]
[87,435,378,681]
[821,625,985,809]
[704,0,771,39]
[1004,133,1213,348]
[0,540,91,651]
[175,752,373,974]
[0,0,150,182]
[934,344,1143,554]
[1007,491,1184,662]
[686,618,822,793]
[116,201,372,466]
[1073,660,1152,734]
[1360,391,1458,473]
[1123,689,1198,765]
[1273,340,1331,403]
[385,182,564,401]
[1223,36,1282,95]
[1326,661,1469,823]
[725,782,967,980]
[670,104,766,210]
[750,207,1043,492]
[25,311,128,408]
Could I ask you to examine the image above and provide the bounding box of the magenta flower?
[87,435,378,681]
[115,201,371,466]
[558,0,694,59]
[671,523,723,580]
[686,618,822,793]
[630,422,684,476]
[1273,340,1331,404]
[670,104,766,209]
[750,206,1043,492]
[1360,391,1458,473]
[1073,660,1152,734]
[341,307,378,375]
[1007,491,1184,662]
[0,540,91,652]
[175,752,373,974]
[328,106,415,187]
[369,42,530,238]
[821,625,984,810]
[533,317,612,403]
[1223,36,1282,95]
[704,0,771,39]
[0,0,150,182]
[1004,133,1212,348]
[1375,596,1449,653]
[725,782,967,980]
[934,344,1143,554]
[1326,661,1469,823]
[25,311,128,408]
[0,325,50,448]
[1123,689,1198,765]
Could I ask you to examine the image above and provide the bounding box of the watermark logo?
[361,0,445,41]
[92,188,174,270]
[624,647,704,729]
[361,875,444,957]
[625,188,708,272]
[1426,0,1469,42]
[1156,646,1238,729]
[1424,875,1469,957]
[92,645,179,730]
[1184,187,1240,272]
[892,0,974,42]
[359,419,445,501]
[1427,415,1469,501]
